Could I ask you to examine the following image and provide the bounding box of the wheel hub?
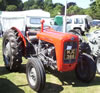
[29,67,37,86]
[5,42,11,57]
[97,58,100,72]
[4,40,11,63]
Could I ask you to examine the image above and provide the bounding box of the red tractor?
[2,20,96,92]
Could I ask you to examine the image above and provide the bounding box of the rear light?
[63,42,77,64]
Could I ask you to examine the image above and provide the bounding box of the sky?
[22,0,93,9]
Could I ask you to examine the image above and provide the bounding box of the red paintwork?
[11,25,79,72]
[11,27,26,46]
[11,27,26,56]
[37,28,79,72]
[40,20,45,32]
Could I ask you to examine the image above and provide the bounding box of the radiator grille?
[63,42,77,64]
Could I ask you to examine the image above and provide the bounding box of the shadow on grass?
[18,64,26,73]
[1,65,100,93]
[0,78,25,93]
[42,82,63,93]
[0,66,10,75]
[46,68,100,87]
[0,64,26,76]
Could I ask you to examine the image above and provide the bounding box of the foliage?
[66,0,100,19]
[95,0,100,19]
[6,5,17,11]
[67,5,85,15]
[44,0,52,5]
[86,0,100,19]
[0,0,100,19]
[0,0,7,10]
[50,3,63,17]
[0,0,23,11]
[23,0,64,17]
[23,1,29,10]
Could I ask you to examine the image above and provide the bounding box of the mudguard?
[11,27,26,56]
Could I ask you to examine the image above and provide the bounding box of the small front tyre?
[75,53,96,83]
[96,56,100,74]
[26,57,46,92]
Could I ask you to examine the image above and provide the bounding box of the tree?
[0,0,7,10]
[23,0,44,10]
[95,0,100,19]
[0,0,23,11]
[30,4,39,9]
[88,2,96,18]
[84,8,92,17]
[51,3,64,17]
[67,2,76,8]
[6,5,17,11]
[28,0,35,7]
[44,0,52,4]
[88,0,100,19]
[23,1,29,10]
[6,0,23,10]
[67,5,84,15]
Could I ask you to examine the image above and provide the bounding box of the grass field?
[0,35,100,93]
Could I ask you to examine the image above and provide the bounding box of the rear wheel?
[69,29,81,36]
[75,53,96,83]
[74,28,85,36]
[74,29,81,35]
[26,57,46,92]
[2,29,23,71]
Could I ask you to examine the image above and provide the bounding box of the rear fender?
[11,27,26,56]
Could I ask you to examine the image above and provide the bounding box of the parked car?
[90,20,100,27]
[67,15,92,35]
[54,15,92,35]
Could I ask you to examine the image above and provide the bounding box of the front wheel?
[26,57,46,92]
[75,53,96,83]
[96,56,100,74]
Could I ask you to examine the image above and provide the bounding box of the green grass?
[0,34,100,93]
[89,26,100,32]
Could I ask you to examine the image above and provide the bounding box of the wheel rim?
[97,58,100,73]
[28,66,37,86]
[3,39,11,65]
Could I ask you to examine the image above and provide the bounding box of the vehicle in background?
[0,9,50,36]
[25,10,50,30]
[54,15,92,35]
[1,11,25,35]
[90,20,100,27]
[53,15,73,33]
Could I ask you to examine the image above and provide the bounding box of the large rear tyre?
[2,29,23,71]
[75,53,96,83]
[26,57,46,92]
[69,29,81,36]
[96,56,100,74]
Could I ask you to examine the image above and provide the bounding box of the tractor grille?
[63,42,77,64]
